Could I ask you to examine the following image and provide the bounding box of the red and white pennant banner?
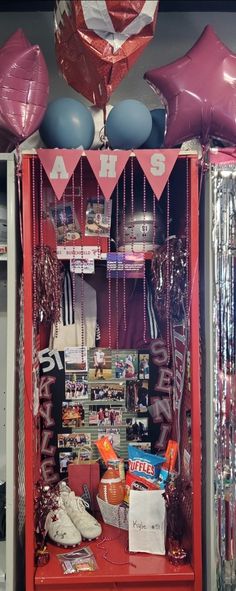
[37,148,180,201]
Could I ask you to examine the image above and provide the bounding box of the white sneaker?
[45,506,82,547]
[63,491,102,540]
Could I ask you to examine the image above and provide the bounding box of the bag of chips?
[128,445,164,483]
[124,471,159,505]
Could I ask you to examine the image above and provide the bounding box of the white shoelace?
[77,497,89,513]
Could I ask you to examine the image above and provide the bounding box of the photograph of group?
[126,417,149,442]
[58,433,91,448]
[62,402,85,428]
[90,382,125,401]
[88,405,123,426]
[65,373,88,399]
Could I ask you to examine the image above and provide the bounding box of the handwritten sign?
[129,489,166,554]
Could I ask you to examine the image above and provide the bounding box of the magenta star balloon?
[144,26,236,147]
[0,29,49,151]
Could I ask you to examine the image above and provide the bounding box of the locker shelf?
[35,524,194,591]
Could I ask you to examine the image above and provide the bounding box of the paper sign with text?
[57,245,100,259]
[70,258,95,274]
[129,489,166,554]
[107,253,144,279]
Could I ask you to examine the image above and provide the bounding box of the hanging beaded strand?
[107,187,112,349]
[166,178,171,362]
[32,156,37,332]
[130,155,135,252]
[122,166,127,332]
[39,162,44,252]
[115,182,120,349]
[152,192,156,253]
[72,171,76,316]
[53,176,60,337]
[62,186,67,243]
[143,172,147,343]
[97,183,101,257]
[79,157,85,359]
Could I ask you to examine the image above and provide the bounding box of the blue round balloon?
[106,100,152,150]
[141,109,166,148]
[40,98,95,149]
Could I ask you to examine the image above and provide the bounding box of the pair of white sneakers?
[45,482,102,547]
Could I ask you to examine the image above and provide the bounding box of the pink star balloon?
[144,25,236,147]
[0,29,49,151]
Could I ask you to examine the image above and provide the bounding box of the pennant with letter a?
[85,150,131,200]
[37,149,82,200]
[134,149,180,199]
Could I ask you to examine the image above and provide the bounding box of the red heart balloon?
[55,0,159,108]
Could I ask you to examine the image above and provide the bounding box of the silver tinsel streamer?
[211,164,236,590]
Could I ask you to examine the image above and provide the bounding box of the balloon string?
[199,143,209,195]
[96,535,137,568]
[15,144,23,247]
[103,105,107,128]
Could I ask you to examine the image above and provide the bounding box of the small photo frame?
[58,433,91,449]
[126,380,136,412]
[65,373,88,399]
[112,350,138,380]
[126,417,149,442]
[90,381,125,402]
[59,451,75,474]
[88,405,123,426]
[139,353,150,380]
[126,379,148,413]
[64,347,88,373]
[50,201,81,244]
[85,196,112,237]
[62,402,85,428]
[88,348,112,381]
[135,380,149,413]
[97,427,121,450]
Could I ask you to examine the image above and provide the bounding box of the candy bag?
[95,436,118,464]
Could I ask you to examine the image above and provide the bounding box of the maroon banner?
[85,150,131,200]
[171,318,188,471]
[148,338,173,452]
[134,149,180,198]
[37,149,82,200]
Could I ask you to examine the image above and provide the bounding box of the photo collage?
[58,347,151,473]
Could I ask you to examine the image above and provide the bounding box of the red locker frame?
[22,152,202,591]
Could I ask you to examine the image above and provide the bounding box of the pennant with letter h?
[85,150,131,200]
[37,149,83,200]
